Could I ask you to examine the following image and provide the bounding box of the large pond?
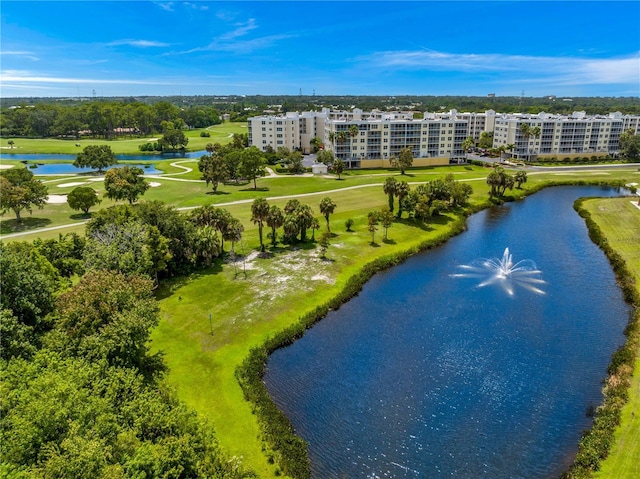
[265,186,631,479]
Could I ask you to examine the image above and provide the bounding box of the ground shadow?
[206,190,231,196]
[0,217,52,235]
[369,241,381,247]
[70,213,92,220]
[239,187,270,192]
[382,238,397,245]
[395,217,433,232]
[155,261,224,300]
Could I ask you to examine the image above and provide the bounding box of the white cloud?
[183,2,208,11]
[106,39,171,48]
[172,17,294,55]
[156,2,174,12]
[0,70,173,85]
[1,51,39,61]
[218,18,258,42]
[359,49,640,86]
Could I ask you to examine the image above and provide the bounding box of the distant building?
[248,109,640,166]
[492,111,638,160]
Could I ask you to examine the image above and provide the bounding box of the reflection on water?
[265,186,631,479]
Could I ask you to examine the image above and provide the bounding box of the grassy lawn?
[152,201,466,477]
[0,122,246,155]
[585,197,640,479]
[2,161,640,477]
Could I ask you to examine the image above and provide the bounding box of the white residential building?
[247,111,327,154]
[492,111,634,160]
[248,109,640,166]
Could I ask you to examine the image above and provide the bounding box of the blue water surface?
[0,150,207,175]
[265,186,631,479]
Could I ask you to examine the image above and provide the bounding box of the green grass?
[0,122,246,155]
[585,197,640,478]
[152,202,466,477]
[3,161,640,477]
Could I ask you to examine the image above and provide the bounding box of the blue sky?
[1,1,639,98]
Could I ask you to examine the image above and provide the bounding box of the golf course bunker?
[58,182,88,188]
[148,182,161,187]
[47,194,68,204]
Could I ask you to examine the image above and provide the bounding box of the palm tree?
[383,176,398,212]
[367,211,379,244]
[379,207,394,240]
[309,136,322,153]
[514,170,528,189]
[486,168,502,198]
[333,158,345,179]
[266,205,284,247]
[461,136,474,160]
[223,218,244,255]
[530,126,541,139]
[295,204,314,242]
[349,124,359,140]
[310,217,320,241]
[394,181,411,218]
[319,197,337,233]
[505,144,515,159]
[251,198,270,252]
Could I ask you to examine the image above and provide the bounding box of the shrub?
[200,131,211,137]
[564,199,640,477]
[345,218,354,231]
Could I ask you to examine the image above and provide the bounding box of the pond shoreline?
[236,180,635,479]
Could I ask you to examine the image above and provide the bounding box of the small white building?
[311,163,328,175]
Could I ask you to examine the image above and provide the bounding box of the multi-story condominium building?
[248,109,639,166]
[492,111,635,161]
[323,110,472,168]
[247,111,327,154]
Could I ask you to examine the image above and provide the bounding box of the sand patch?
[47,194,68,204]
[311,274,334,283]
[58,182,88,188]
[148,181,161,187]
[87,178,104,182]
[0,164,15,169]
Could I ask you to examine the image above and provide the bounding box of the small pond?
[265,186,632,478]
[19,162,164,175]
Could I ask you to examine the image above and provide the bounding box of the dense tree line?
[0,101,222,139]
[3,95,639,121]
[0,241,251,478]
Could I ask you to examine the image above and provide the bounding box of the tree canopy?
[619,128,640,160]
[67,186,101,214]
[0,168,48,223]
[104,166,150,204]
[74,144,117,172]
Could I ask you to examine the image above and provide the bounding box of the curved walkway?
[4,164,638,240]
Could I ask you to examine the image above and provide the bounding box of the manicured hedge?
[561,198,640,478]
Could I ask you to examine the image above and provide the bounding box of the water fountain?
[451,247,546,296]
